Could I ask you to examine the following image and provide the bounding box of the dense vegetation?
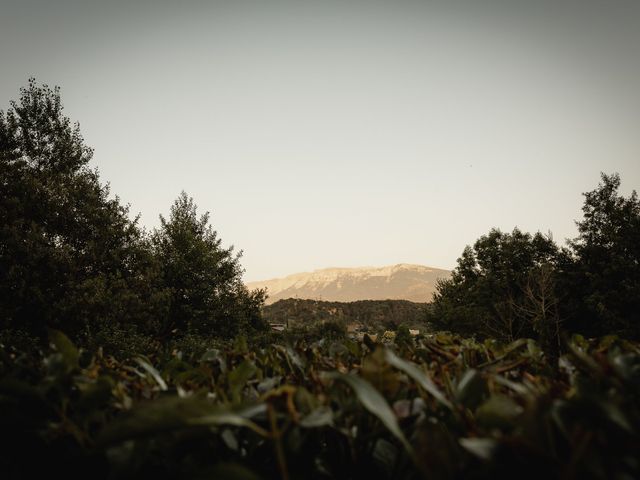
[1,80,639,478]
[0,80,265,350]
[2,330,638,479]
[430,173,640,351]
[263,299,430,331]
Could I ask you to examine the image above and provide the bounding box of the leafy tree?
[0,79,165,336]
[430,228,561,342]
[430,173,640,342]
[152,192,265,338]
[394,323,413,347]
[562,173,640,337]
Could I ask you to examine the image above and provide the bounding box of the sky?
[2,0,639,281]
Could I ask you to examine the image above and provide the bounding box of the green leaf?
[459,437,498,460]
[504,338,529,354]
[611,352,640,384]
[299,406,334,428]
[492,375,531,395]
[285,345,306,371]
[135,356,168,391]
[455,369,488,409]
[98,397,268,445]
[384,348,452,409]
[324,372,412,454]
[343,338,362,357]
[200,348,227,372]
[361,347,400,397]
[257,376,282,393]
[372,438,398,477]
[47,328,79,370]
[475,395,523,430]
[234,335,249,353]
[228,359,257,402]
[188,410,268,435]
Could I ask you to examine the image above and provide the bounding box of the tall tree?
[152,192,265,338]
[0,79,164,335]
[563,173,640,337]
[430,228,561,342]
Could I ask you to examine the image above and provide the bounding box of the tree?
[563,173,640,337]
[430,228,561,342]
[0,79,165,336]
[152,192,265,338]
[394,323,413,347]
[512,264,562,361]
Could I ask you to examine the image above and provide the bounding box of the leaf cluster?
[1,330,638,479]
[0,79,265,343]
[431,173,640,345]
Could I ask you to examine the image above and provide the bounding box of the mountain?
[246,264,451,305]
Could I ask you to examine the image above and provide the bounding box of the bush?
[1,331,638,479]
[151,192,266,338]
[0,80,165,337]
[395,323,413,346]
[166,333,223,361]
[79,322,158,360]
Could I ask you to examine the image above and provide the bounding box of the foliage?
[3,80,639,479]
[263,298,430,331]
[0,79,166,336]
[152,191,266,338]
[430,228,561,343]
[395,324,413,347]
[562,173,640,337]
[1,330,639,479]
[431,173,640,342]
[0,80,264,341]
[268,319,347,345]
[78,322,160,360]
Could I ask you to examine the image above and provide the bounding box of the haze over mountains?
[246,264,451,305]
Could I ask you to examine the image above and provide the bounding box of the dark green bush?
[2,330,638,479]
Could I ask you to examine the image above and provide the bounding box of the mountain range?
[246,264,451,305]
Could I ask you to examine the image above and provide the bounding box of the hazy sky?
[2,0,639,281]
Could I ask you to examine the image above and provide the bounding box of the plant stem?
[268,403,289,480]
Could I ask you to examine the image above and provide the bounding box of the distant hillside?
[262,298,431,330]
[246,264,450,304]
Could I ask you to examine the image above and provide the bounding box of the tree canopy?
[0,79,264,341]
[563,173,640,336]
[430,228,561,342]
[0,79,162,335]
[431,173,640,343]
[2,79,638,348]
[152,192,266,338]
